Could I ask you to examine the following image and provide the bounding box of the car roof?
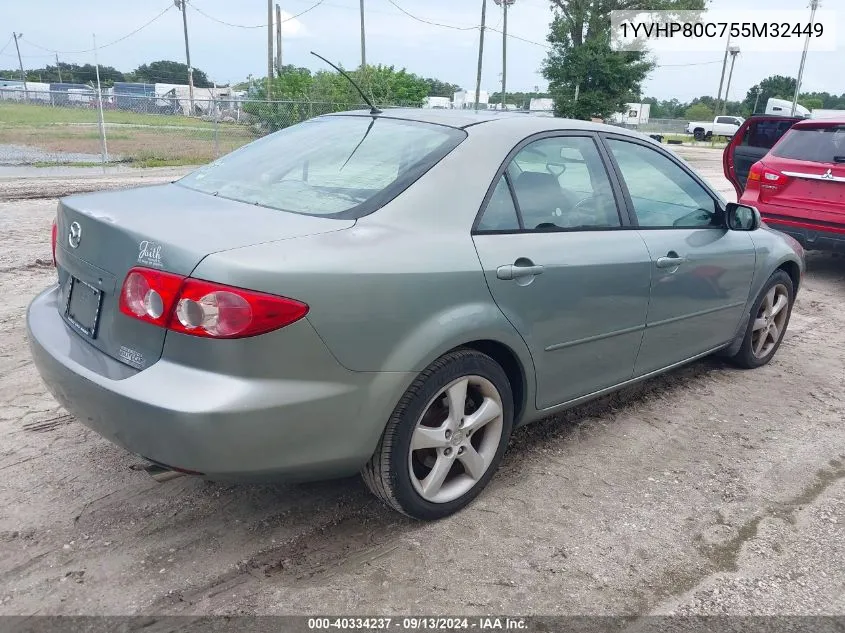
[793,118,845,128]
[328,107,651,140]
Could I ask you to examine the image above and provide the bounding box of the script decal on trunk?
[138,241,163,268]
[118,346,145,369]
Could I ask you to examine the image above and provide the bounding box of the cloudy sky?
[2,0,842,103]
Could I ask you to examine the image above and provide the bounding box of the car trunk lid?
[758,122,845,221]
[55,183,353,370]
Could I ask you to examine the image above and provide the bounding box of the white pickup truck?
[686,115,745,141]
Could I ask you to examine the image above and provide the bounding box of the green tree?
[130,60,213,87]
[684,103,713,121]
[800,97,824,111]
[543,0,706,120]
[1,63,124,86]
[743,75,796,114]
[424,78,461,98]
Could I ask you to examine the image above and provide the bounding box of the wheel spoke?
[411,426,448,451]
[421,454,454,497]
[771,293,788,317]
[769,322,781,343]
[752,317,767,332]
[764,287,776,316]
[754,330,769,356]
[458,445,487,480]
[462,397,501,433]
[445,379,468,430]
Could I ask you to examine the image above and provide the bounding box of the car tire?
[362,349,513,520]
[730,270,794,369]
[693,129,705,141]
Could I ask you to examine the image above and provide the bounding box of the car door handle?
[496,262,545,280]
[655,253,688,268]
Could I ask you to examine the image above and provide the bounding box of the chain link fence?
[1,87,710,168]
[0,87,408,168]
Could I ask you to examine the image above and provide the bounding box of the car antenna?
[310,51,381,115]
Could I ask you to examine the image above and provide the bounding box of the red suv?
[724,116,845,252]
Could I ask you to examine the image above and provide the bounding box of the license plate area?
[65,276,103,338]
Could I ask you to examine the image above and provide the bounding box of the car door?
[724,116,800,198]
[472,133,653,410]
[602,135,756,377]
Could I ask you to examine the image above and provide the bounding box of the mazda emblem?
[68,221,82,249]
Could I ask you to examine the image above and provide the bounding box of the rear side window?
[771,125,845,163]
[177,116,466,218]
[741,119,796,149]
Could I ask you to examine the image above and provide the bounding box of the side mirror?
[725,202,761,231]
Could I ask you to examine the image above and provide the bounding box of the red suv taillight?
[118,267,309,339]
[51,218,57,267]
[747,162,790,200]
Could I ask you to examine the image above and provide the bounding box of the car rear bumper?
[27,285,412,482]
[759,213,845,253]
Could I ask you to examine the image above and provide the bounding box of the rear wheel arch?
[459,340,527,425]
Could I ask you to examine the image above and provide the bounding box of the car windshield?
[177,116,466,218]
[771,125,845,163]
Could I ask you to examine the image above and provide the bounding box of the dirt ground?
[0,148,844,617]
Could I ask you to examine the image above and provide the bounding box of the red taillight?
[118,267,308,339]
[747,162,789,194]
[51,218,57,267]
[119,268,184,327]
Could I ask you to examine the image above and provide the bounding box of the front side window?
[506,136,620,230]
[177,116,466,218]
[606,139,720,229]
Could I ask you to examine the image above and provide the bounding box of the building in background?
[609,103,651,126]
[529,97,554,115]
[453,89,489,110]
[423,96,451,109]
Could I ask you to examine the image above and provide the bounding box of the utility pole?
[267,0,274,99]
[359,0,366,68]
[474,0,487,112]
[753,86,762,114]
[276,4,283,73]
[92,34,109,168]
[12,33,28,100]
[723,46,740,114]
[791,0,820,116]
[494,0,515,110]
[714,32,731,118]
[175,0,195,113]
[55,53,63,83]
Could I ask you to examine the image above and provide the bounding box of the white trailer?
[764,98,810,118]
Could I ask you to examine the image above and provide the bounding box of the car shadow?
[805,251,845,286]
[120,355,737,612]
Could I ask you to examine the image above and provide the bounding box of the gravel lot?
[0,147,843,616]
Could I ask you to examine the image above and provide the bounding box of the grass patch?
[0,101,217,129]
[130,157,206,168]
[32,160,104,168]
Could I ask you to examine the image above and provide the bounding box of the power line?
[15,4,175,55]
[487,26,547,48]
[383,0,478,31]
[657,59,723,67]
[186,0,327,29]
[0,34,13,57]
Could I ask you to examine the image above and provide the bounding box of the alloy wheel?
[408,375,504,504]
[751,283,790,359]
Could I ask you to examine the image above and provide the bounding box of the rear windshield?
[177,116,466,218]
[771,125,845,163]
